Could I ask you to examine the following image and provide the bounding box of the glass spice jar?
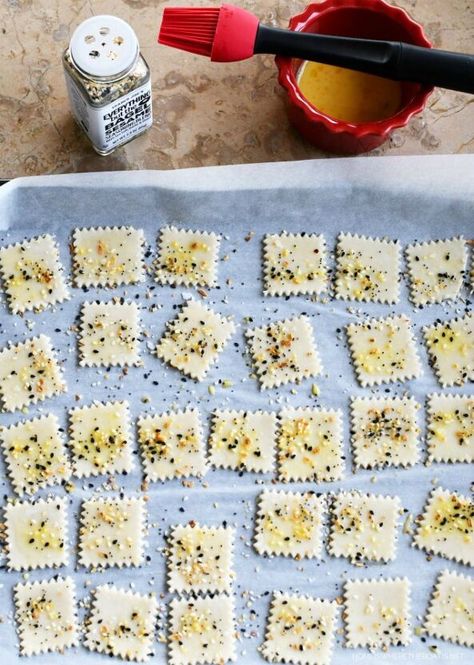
[63,15,152,155]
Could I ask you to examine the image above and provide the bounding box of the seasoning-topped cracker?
[14,576,79,656]
[78,300,141,367]
[246,316,322,390]
[406,237,467,306]
[413,487,474,566]
[79,495,145,570]
[254,490,325,559]
[156,299,235,381]
[209,409,277,473]
[137,408,206,481]
[263,232,328,296]
[427,393,474,464]
[0,234,69,313]
[343,577,411,648]
[350,395,421,470]
[1,413,71,496]
[167,522,235,594]
[168,594,236,665]
[5,496,69,571]
[347,314,422,387]
[424,569,474,647]
[72,226,145,287]
[0,334,66,412]
[69,400,134,478]
[334,233,400,303]
[261,592,337,665]
[85,584,158,662]
[424,313,473,387]
[155,226,220,287]
[328,491,401,563]
[277,407,344,482]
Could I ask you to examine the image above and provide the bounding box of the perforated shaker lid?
[69,15,139,79]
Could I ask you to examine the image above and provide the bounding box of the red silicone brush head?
[158,4,259,62]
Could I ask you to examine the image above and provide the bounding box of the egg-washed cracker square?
[0,334,66,413]
[328,491,401,563]
[423,569,474,647]
[334,233,400,303]
[209,409,277,473]
[412,486,474,566]
[254,490,325,559]
[350,395,421,470]
[5,496,69,571]
[78,300,141,367]
[72,226,145,288]
[346,314,422,387]
[246,316,322,390]
[0,234,69,314]
[261,592,337,665]
[263,232,328,296]
[156,299,235,381]
[1,413,71,496]
[137,408,207,482]
[14,576,79,656]
[277,407,344,482]
[424,312,473,387]
[68,400,134,478]
[168,594,236,665]
[426,393,473,464]
[167,522,235,594]
[84,584,158,662]
[343,577,411,648]
[406,237,467,306]
[155,226,220,287]
[78,495,145,570]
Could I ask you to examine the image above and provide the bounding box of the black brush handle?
[254,25,474,94]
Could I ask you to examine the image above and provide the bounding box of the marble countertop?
[1,0,473,177]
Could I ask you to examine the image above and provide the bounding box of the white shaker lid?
[69,15,139,79]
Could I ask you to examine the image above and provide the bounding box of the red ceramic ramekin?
[276,0,433,154]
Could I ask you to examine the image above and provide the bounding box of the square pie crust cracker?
[1,413,71,496]
[347,314,422,387]
[261,592,337,665]
[167,522,235,594]
[137,408,206,481]
[14,576,79,656]
[263,232,328,296]
[78,495,145,570]
[334,233,400,303]
[254,490,325,559]
[72,226,145,287]
[423,569,474,647]
[246,316,322,390]
[406,237,467,306]
[69,400,134,478]
[413,486,474,566]
[0,234,69,313]
[424,312,473,387]
[427,393,473,464]
[209,409,277,473]
[156,299,235,381]
[328,491,401,563]
[350,395,421,470]
[5,496,69,571]
[155,226,220,287]
[168,594,236,665]
[0,334,66,412]
[277,407,344,482]
[84,584,158,662]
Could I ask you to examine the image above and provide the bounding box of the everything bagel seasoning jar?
[63,15,152,155]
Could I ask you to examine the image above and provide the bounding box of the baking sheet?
[0,154,472,665]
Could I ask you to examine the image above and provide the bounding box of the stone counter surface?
[1,0,473,176]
